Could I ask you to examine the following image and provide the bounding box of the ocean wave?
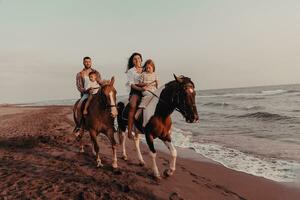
[237,112,292,121]
[202,102,264,111]
[198,89,293,98]
[171,127,300,183]
[242,106,265,111]
[286,90,300,93]
[261,89,287,95]
[198,93,262,98]
[234,96,266,100]
[203,102,231,107]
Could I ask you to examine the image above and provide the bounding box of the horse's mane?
[145,76,192,107]
[165,75,194,88]
[165,80,178,88]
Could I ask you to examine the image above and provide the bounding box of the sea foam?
[171,127,300,183]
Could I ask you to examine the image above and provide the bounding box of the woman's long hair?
[126,52,143,72]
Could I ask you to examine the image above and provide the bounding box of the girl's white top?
[140,72,158,93]
[126,67,141,92]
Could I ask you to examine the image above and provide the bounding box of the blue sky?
[1,0,300,103]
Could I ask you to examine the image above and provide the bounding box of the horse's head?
[173,74,199,123]
[100,76,118,118]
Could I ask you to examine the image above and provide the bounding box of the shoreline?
[137,127,300,189]
[0,104,300,199]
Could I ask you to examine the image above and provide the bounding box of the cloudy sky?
[0,0,300,103]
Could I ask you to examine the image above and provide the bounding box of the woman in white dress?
[126,52,145,139]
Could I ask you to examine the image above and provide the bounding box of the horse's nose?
[193,113,199,123]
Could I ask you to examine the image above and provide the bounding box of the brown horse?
[73,77,119,168]
[117,74,199,179]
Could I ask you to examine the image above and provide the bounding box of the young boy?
[83,71,100,115]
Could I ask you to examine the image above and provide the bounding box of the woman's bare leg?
[128,95,138,139]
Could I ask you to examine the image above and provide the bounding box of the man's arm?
[94,69,113,86]
[135,83,147,87]
[95,70,102,84]
[76,72,85,93]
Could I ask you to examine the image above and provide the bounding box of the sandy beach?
[0,105,299,200]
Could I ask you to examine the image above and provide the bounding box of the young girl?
[140,59,158,94]
[83,71,100,115]
[138,59,158,108]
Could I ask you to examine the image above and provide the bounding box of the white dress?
[140,72,158,96]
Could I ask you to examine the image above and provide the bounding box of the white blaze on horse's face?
[109,91,118,117]
[182,83,199,123]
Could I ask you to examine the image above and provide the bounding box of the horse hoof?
[97,163,103,168]
[74,131,80,137]
[121,155,128,161]
[112,163,118,169]
[79,148,84,153]
[163,169,174,177]
[97,161,103,168]
[154,175,162,182]
[75,133,83,142]
[139,161,145,167]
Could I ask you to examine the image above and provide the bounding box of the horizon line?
[1,82,299,105]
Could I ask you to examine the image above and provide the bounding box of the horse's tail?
[117,102,126,132]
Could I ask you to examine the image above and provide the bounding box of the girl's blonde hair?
[143,59,155,72]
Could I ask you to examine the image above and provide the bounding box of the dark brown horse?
[117,74,199,179]
[73,77,119,168]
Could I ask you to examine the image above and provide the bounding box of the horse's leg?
[79,128,84,153]
[163,140,177,177]
[89,130,103,167]
[118,129,128,160]
[107,129,118,169]
[134,134,145,166]
[145,133,160,179]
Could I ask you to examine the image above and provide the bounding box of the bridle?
[172,89,188,116]
[96,87,117,110]
[146,83,192,117]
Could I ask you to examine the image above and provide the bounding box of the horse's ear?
[110,76,115,86]
[174,74,183,83]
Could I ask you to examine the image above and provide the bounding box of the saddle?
[121,95,155,129]
[139,95,153,108]
[121,103,143,127]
